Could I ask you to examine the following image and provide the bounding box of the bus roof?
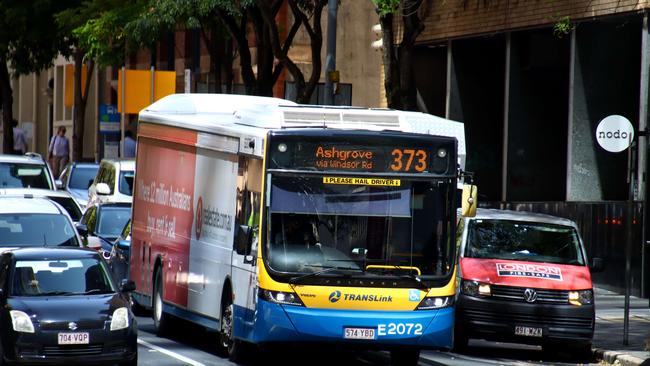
[138,94,466,169]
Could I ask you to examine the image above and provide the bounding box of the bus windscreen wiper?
[289,265,363,284]
[365,265,429,289]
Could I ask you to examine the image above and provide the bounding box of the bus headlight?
[461,280,491,297]
[568,290,593,306]
[417,296,454,310]
[259,289,304,306]
[10,310,34,333]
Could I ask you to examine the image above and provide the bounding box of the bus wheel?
[390,348,420,366]
[220,295,244,362]
[152,268,170,336]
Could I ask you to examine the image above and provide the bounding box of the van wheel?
[220,294,244,362]
[390,348,420,366]
[152,268,170,336]
[453,331,469,352]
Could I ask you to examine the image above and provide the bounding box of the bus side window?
[236,157,262,254]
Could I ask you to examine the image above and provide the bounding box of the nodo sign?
[596,115,634,153]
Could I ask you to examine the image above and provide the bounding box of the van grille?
[491,285,569,304]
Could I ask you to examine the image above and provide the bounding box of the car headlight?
[110,307,130,331]
[568,290,593,306]
[461,280,491,297]
[417,296,454,310]
[259,289,303,306]
[10,310,34,333]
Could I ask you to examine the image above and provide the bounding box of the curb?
[594,348,649,366]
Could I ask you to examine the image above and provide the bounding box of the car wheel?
[390,348,420,366]
[152,268,170,336]
[119,353,137,366]
[220,294,244,362]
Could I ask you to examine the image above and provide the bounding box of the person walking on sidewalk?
[12,119,28,155]
[48,126,69,178]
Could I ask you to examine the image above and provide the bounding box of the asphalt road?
[134,314,602,366]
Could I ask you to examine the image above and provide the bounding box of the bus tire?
[390,348,420,366]
[220,293,244,362]
[152,268,170,336]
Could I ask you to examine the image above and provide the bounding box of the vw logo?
[68,322,78,331]
[523,289,538,303]
[329,290,341,303]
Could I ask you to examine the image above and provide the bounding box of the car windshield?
[266,175,455,279]
[119,171,134,196]
[12,258,114,296]
[48,197,82,222]
[97,206,131,238]
[0,214,79,247]
[0,163,50,189]
[465,219,585,265]
[69,166,98,190]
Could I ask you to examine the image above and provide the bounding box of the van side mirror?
[590,257,604,273]
[461,184,478,217]
[235,225,253,256]
[96,182,111,195]
[76,223,88,237]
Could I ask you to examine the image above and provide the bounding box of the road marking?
[137,338,207,366]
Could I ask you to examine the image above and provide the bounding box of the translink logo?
[328,290,393,303]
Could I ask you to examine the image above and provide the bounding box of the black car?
[76,202,131,252]
[0,248,137,365]
[107,219,131,284]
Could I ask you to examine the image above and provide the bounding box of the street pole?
[324,0,338,105]
[624,134,634,345]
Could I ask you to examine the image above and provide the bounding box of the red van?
[455,209,603,355]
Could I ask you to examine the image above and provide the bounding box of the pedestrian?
[12,119,28,155]
[48,126,70,178]
[123,130,136,158]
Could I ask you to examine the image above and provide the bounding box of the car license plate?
[343,327,375,340]
[58,332,89,345]
[514,326,542,337]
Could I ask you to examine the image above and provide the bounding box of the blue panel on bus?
[244,299,453,348]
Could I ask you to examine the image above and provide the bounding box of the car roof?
[100,159,134,170]
[0,197,65,215]
[0,188,74,199]
[0,154,47,165]
[467,208,577,229]
[97,202,132,208]
[70,162,99,168]
[7,247,99,261]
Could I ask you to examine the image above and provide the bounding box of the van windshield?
[465,220,585,265]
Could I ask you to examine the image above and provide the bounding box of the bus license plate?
[344,327,375,340]
[58,332,89,345]
[514,326,542,337]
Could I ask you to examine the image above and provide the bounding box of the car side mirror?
[120,279,136,293]
[235,225,253,256]
[590,257,604,273]
[461,184,478,218]
[117,240,130,253]
[76,223,88,237]
[96,182,111,195]
[55,179,64,190]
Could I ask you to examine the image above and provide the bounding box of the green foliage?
[552,15,573,38]
[371,0,400,17]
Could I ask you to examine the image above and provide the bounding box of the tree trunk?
[398,3,424,111]
[378,13,401,110]
[218,10,259,95]
[72,50,95,162]
[203,23,223,93]
[0,58,14,154]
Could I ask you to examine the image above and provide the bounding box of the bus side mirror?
[461,184,478,217]
[590,257,604,273]
[235,225,252,256]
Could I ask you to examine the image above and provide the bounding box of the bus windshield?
[265,175,455,280]
[465,220,585,265]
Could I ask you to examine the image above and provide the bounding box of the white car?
[0,196,83,247]
[0,188,83,223]
[0,153,56,190]
[88,159,135,206]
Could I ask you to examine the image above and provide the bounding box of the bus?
[130,94,472,365]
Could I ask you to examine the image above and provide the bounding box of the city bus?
[130,93,472,365]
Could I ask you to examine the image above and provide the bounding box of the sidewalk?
[593,287,650,366]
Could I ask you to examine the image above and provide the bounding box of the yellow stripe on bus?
[322,176,401,187]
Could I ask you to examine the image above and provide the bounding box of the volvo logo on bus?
[329,290,341,303]
[523,289,538,303]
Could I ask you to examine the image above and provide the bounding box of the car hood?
[9,293,128,322]
[459,257,593,290]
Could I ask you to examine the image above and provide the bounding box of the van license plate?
[514,326,542,337]
[344,328,375,340]
[58,332,89,345]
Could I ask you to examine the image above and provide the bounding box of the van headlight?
[10,310,34,333]
[461,280,491,297]
[259,289,304,306]
[110,307,130,331]
[416,296,454,310]
[568,290,593,306]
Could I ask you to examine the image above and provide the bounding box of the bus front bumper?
[240,299,453,349]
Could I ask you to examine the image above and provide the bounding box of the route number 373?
[390,149,427,172]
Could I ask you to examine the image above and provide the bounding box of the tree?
[0,0,75,154]
[372,0,425,111]
[58,0,147,161]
